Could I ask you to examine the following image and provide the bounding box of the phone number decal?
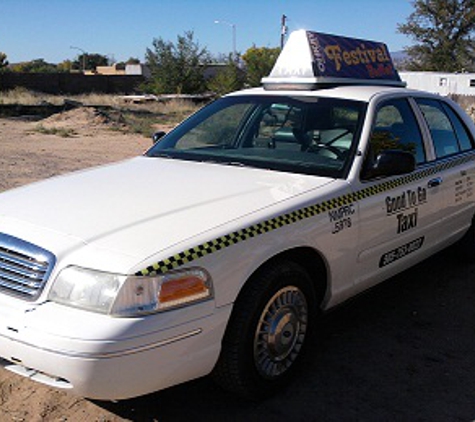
[379,237,425,268]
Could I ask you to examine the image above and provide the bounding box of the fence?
[0,73,145,94]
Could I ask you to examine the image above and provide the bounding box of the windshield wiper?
[148,152,174,159]
[221,161,247,167]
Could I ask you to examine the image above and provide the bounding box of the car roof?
[226,85,426,103]
[226,30,446,104]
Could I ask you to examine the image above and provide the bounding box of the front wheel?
[212,261,316,399]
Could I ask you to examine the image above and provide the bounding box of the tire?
[212,260,317,399]
[455,217,475,263]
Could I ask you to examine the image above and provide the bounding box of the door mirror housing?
[365,150,416,179]
[152,131,166,144]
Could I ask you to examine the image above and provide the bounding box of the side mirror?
[152,131,166,144]
[369,150,416,178]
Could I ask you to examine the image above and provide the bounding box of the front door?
[354,97,444,291]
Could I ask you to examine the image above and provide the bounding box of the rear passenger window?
[415,98,474,158]
[441,103,474,151]
[368,98,425,165]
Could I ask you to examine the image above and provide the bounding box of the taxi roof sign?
[262,30,405,90]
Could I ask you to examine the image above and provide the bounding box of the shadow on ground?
[96,248,475,421]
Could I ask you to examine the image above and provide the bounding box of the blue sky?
[0,0,414,64]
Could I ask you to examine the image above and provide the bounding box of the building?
[124,64,151,78]
[400,71,475,96]
[84,64,150,78]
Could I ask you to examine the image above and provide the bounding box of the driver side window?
[364,99,426,178]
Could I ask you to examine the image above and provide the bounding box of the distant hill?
[391,51,408,61]
[391,50,409,70]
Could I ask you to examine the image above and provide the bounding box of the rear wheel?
[212,261,317,398]
[455,217,475,263]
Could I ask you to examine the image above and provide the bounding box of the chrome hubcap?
[254,286,308,379]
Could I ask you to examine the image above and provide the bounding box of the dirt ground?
[1,111,475,421]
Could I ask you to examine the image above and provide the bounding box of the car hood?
[0,157,334,271]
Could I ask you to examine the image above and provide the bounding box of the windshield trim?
[146,95,367,179]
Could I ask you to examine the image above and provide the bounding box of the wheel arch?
[237,246,329,310]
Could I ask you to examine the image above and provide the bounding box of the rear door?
[414,97,475,245]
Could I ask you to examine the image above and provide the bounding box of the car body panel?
[0,30,475,399]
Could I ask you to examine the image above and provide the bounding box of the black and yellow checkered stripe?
[136,152,475,276]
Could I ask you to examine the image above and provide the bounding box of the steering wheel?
[325,128,352,145]
[306,143,346,159]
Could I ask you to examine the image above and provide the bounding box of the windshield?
[146,95,366,178]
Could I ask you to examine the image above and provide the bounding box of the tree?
[242,46,280,87]
[57,60,73,73]
[207,56,245,95]
[126,57,141,65]
[145,31,211,94]
[398,0,475,72]
[72,53,109,71]
[0,52,8,71]
[10,59,57,73]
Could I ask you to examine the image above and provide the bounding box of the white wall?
[400,71,475,96]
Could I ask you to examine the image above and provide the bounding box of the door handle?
[428,177,443,188]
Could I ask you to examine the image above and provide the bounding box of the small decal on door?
[379,237,424,267]
[328,203,355,234]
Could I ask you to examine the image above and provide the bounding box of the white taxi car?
[0,30,474,400]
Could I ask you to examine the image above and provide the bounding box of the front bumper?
[0,299,231,400]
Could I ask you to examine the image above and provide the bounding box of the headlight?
[48,266,213,317]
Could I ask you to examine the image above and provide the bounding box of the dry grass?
[0,87,63,105]
[449,94,475,110]
[0,88,201,137]
[34,125,77,138]
[99,99,198,136]
[0,88,198,110]
[0,88,125,106]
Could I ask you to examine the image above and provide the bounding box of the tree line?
[0,55,140,74]
[2,0,475,94]
[0,31,280,96]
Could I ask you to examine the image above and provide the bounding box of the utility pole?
[280,14,288,49]
[214,20,237,62]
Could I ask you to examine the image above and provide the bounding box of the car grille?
[0,233,56,300]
